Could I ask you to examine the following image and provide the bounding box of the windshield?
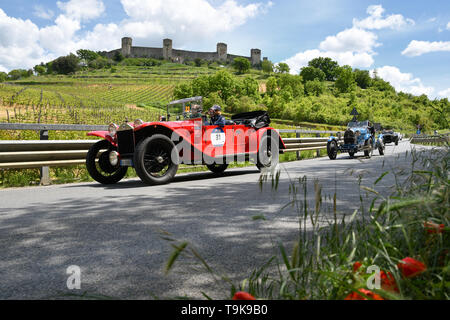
[167,97,203,121]
[348,120,369,128]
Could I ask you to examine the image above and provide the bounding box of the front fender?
[87,131,116,146]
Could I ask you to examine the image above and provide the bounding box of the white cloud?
[33,5,55,20]
[402,40,450,57]
[447,22,450,30]
[373,66,434,96]
[283,5,415,73]
[0,0,271,72]
[119,0,271,40]
[319,28,380,53]
[353,4,415,30]
[56,0,105,21]
[284,49,374,74]
[438,88,450,99]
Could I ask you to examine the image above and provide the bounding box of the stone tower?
[251,48,261,66]
[217,43,227,61]
[121,37,132,56]
[163,39,173,60]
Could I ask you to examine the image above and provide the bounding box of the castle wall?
[130,47,163,59]
[105,37,264,65]
[172,49,218,62]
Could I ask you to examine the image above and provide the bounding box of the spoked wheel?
[378,142,385,155]
[256,133,279,171]
[327,140,338,160]
[206,163,229,174]
[134,134,179,185]
[86,139,128,184]
[364,138,374,158]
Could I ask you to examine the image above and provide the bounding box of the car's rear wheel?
[134,134,179,185]
[327,140,338,160]
[206,163,228,174]
[86,139,128,184]
[364,138,373,158]
[348,151,355,158]
[256,133,279,171]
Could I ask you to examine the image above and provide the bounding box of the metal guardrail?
[0,122,342,185]
[410,134,449,144]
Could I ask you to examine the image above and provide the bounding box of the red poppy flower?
[424,221,445,234]
[380,270,399,293]
[344,288,384,300]
[397,257,427,278]
[232,291,255,300]
[353,261,362,272]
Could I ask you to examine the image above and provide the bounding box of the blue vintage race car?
[327,120,384,159]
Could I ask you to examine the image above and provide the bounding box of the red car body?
[85,97,285,185]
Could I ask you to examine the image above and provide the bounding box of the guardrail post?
[296,131,301,160]
[39,130,50,186]
[316,133,321,157]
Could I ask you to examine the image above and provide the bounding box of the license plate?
[120,159,133,167]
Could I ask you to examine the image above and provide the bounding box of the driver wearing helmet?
[205,105,226,126]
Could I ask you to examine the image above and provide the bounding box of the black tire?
[364,138,373,158]
[256,133,279,171]
[86,139,128,184]
[327,140,338,160]
[348,151,355,158]
[395,139,398,146]
[206,163,228,174]
[134,134,179,185]
[378,146,384,155]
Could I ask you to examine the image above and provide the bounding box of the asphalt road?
[0,140,420,299]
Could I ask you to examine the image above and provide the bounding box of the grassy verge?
[164,146,449,300]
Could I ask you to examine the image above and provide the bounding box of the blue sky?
[0,0,449,98]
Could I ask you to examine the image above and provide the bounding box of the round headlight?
[134,119,144,127]
[109,151,119,166]
[108,123,118,136]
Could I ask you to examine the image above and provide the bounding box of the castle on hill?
[102,37,266,66]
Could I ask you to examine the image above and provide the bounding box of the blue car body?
[327,120,384,159]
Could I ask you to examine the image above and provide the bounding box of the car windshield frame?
[166,96,203,121]
[347,120,369,128]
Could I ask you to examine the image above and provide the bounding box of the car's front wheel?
[134,134,179,185]
[327,140,338,160]
[86,139,128,184]
[206,163,228,174]
[364,138,373,158]
[256,133,279,171]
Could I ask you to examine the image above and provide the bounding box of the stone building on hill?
[102,37,266,66]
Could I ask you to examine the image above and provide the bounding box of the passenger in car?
[205,105,226,126]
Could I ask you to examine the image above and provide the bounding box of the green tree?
[277,73,304,98]
[353,69,371,89]
[209,70,238,103]
[113,51,124,62]
[305,79,326,96]
[300,66,326,82]
[275,62,290,74]
[335,65,356,93]
[0,72,7,82]
[232,57,251,74]
[77,49,100,62]
[173,83,193,99]
[34,64,46,75]
[308,57,339,81]
[51,53,80,74]
[266,76,278,96]
[261,59,273,74]
[241,76,259,98]
[7,69,31,80]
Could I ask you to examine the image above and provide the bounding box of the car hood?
[348,127,368,134]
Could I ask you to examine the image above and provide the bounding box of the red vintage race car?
[86,96,286,185]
